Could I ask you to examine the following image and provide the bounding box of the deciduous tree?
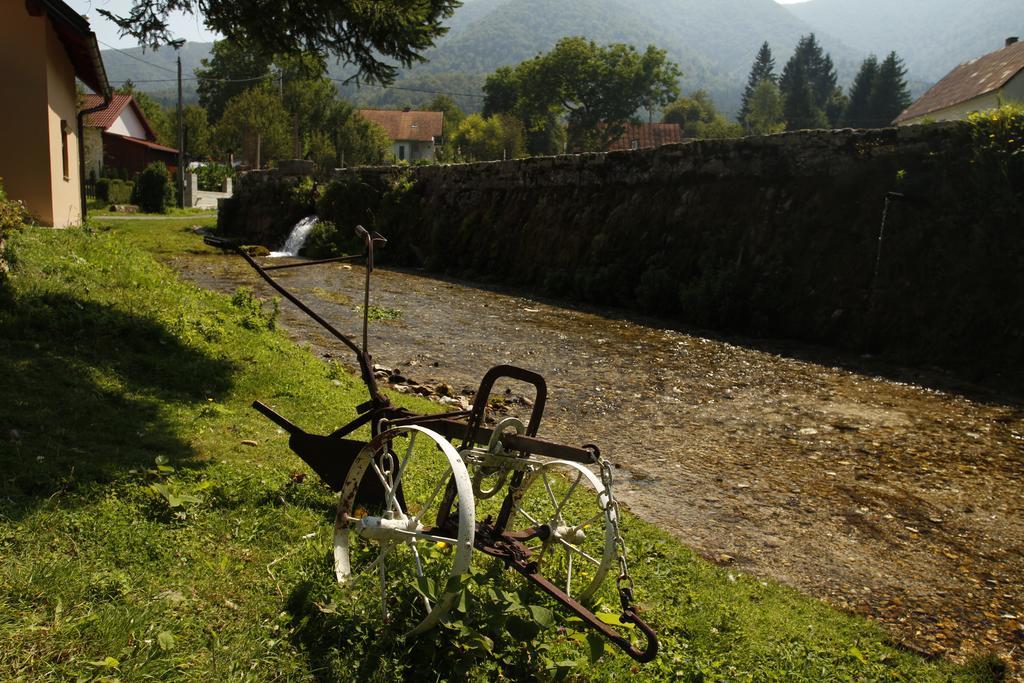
[483,66,563,155]
[215,87,289,168]
[484,37,681,153]
[195,39,273,123]
[663,91,743,139]
[745,80,786,135]
[181,104,212,160]
[450,114,525,161]
[427,95,465,162]
[329,105,394,168]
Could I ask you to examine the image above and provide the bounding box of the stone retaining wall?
[220,125,1023,386]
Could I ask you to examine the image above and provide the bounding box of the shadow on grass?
[0,292,236,520]
[284,579,486,682]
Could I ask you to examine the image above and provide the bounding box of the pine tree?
[780,34,839,129]
[870,51,912,127]
[844,55,879,127]
[739,42,776,128]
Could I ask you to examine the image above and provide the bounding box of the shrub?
[137,162,172,213]
[196,163,233,192]
[0,177,28,233]
[104,179,134,205]
[315,174,381,237]
[95,177,110,202]
[302,219,342,259]
[967,103,1024,193]
[1,176,28,287]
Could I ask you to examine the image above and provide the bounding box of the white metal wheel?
[508,459,615,605]
[334,425,475,636]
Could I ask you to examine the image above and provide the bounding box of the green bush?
[0,177,28,232]
[0,176,28,288]
[302,219,342,258]
[94,177,110,202]
[101,178,134,205]
[315,174,381,238]
[196,163,233,192]
[967,103,1024,194]
[137,162,173,213]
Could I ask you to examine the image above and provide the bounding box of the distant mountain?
[100,42,212,107]
[784,0,1021,82]
[339,0,861,116]
[99,1,1020,120]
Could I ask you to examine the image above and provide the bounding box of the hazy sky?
[70,0,814,50]
[66,0,218,50]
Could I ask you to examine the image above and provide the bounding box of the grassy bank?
[0,219,998,681]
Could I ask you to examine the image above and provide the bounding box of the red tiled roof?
[358,109,444,142]
[895,41,1024,123]
[80,93,159,141]
[606,123,684,151]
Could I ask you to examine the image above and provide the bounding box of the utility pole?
[176,53,184,208]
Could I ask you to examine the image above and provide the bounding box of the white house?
[81,92,178,178]
[894,38,1024,126]
[358,109,444,162]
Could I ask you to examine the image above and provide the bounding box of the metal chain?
[594,449,636,612]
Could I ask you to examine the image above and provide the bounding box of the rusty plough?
[205,226,657,662]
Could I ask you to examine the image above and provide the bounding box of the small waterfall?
[269,216,318,257]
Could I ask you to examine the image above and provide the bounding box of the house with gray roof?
[894,37,1024,126]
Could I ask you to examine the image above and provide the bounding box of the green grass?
[0,220,998,681]
[86,199,217,217]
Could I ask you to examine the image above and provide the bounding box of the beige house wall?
[0,3,51,224]
[1003,71,1024,103]
[45,14,82,227]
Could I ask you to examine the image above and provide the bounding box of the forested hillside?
[787,0,1020,81]
[98,0,1018,118]
[99,41,210,106]
[335,0,856,115]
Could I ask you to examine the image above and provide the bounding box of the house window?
[630,139,640,150]
[398,144,406,161]
[61,120,70,180]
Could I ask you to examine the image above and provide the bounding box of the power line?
[98,41,485,99]
[113,77,485,100]
[331,79,485,99]
[98,40,178,74]
[119,75,270,84]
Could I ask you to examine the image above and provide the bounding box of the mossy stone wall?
[220,124,1023,386]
